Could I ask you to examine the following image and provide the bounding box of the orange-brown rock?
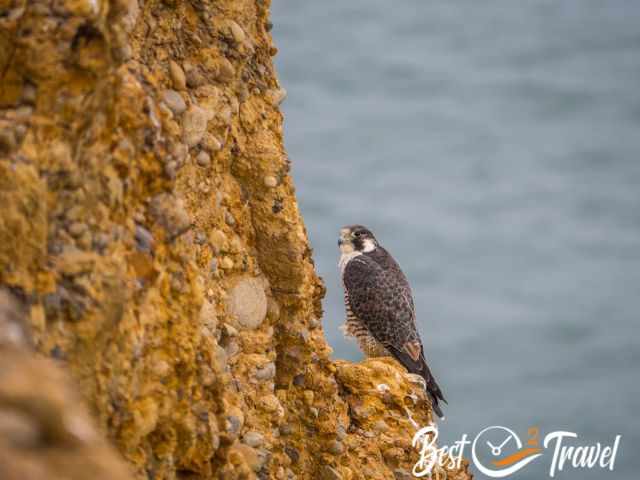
[0,1,472,479]
[0,290,135,480]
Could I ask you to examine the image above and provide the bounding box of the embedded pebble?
[162,89,186,115]
[218,106,232,125]
[236,444,262,472]
[150,194,192,238]
[135,225,154,252]
[260,394,282,414]
[200,299,217,334]
[120,0,139,33]
[164,118,181,137]
[228,236,243,253]
[229,21,246,43]
[267,298,280,321]
[225,340,239,359]
[254,362,276,381]
[220,257,234,270]
[145,97,161,129]
[229,96,239,114]
[214,344,227,366]
[263,175,277,188]
[205,134,222,152]
[170,142,188,163]
[186,67,206,88]
[225,211,236,226]
[242,431,264,448]
[226,414,243,437]
[153,360,171,377]
[209,258,218,273]
[196,150,211,167]
[194,231,207,244]
[209,230,227,254]
[164,160,178,179]
[226,278,267,329]
[210,432,220,451]
[320,466,342,480]
[223,323,238,337]
[182,105,210,147]
[373,420,389,433]
[216,58,235,82]
[376,383,391,394]
[268,88,287,106]
[169,60,186,90]
[68,222,87,238]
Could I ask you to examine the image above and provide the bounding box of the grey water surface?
[271,1,640,479]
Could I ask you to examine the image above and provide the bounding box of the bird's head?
[338,225,378,254]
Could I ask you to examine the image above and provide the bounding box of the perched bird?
[338,225,446,418]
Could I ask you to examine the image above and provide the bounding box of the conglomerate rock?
[0,290,135,480]
[0,1,472,479]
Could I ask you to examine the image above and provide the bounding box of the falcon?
[338,224,446,418]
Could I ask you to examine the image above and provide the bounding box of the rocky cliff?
[0,1,471,479]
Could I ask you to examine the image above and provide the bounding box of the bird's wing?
[343,254,447,416]
[367,247,415,311]
[343,254,419,354]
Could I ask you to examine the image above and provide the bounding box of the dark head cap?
[338,225,378,252]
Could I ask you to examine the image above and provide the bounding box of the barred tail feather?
[388,345,447,419]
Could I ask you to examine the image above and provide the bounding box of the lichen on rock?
[0,0,471,479]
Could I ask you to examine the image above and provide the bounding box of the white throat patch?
[362,238,376,253]
[339,250,361,274]
[338,239,377,273]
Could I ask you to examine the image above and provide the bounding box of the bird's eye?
[354,231,362,237]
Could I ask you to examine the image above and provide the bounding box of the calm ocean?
[272,1,640,478]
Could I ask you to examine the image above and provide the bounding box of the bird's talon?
[406,373,427,389]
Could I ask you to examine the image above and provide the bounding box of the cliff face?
[0,1,471,479]
[0,291,135,480]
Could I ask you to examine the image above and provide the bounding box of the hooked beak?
[338,228,351,248]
